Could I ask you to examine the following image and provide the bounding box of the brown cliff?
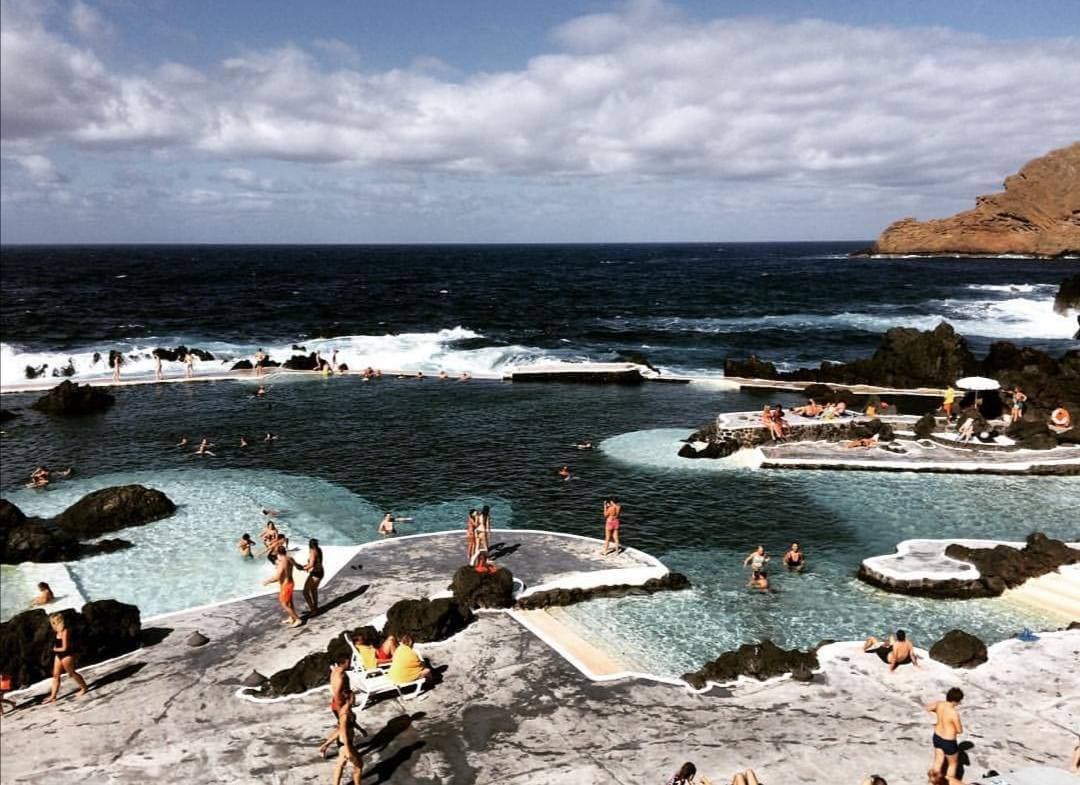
[863,142,1080,258]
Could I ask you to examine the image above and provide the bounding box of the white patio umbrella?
[954,376,1000,391]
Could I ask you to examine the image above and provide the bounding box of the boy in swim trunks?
[318,653,353,758]
[331,691,363,785]
[926,687,964,784]
[263,544,302,627]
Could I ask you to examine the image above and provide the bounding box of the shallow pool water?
[1,468,511,620]
[558,428,1079,677]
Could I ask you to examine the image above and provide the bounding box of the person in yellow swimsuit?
[387,635,431,685]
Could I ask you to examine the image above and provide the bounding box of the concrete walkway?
[1,531,1076,784]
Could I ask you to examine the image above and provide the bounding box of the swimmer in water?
[558,465,572,480]
[194,438,215,457]
[28,466,50,488]
[378,514,396,536]
[459,371,470,381]
[177,436,188,448]
[239,436,249,448]
[750,570,770,591]
[782,542,806,572]
[264,432,278,443]
[438,370,448,380]
[261,508,282,517]
[575,441,593,450]
[238,534,255,559]
[255,385,266,398]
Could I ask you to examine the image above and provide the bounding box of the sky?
[2,0,1079,243]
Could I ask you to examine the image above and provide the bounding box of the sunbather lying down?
[843,435,878,449]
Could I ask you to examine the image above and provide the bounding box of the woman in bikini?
[465,509,478,561]
[601,497,622,556]
[782,542,805,572]
[44,613,88,703]
[301,538,324,616]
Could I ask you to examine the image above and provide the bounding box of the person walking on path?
[318,653,353,758]
[43,613,88,703]
[926,687,964,785]
[154,353,163,381]
[942,386,956,422]
[601,497,621,555]
[263,545,302,627]
[330,691,363,785]
[184,352,195,379]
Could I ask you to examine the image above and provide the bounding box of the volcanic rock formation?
[859,143,1080,257]
[32,380,115,416]
[682,640,819,689]
[0,485,176,563]
[0,600,141,688]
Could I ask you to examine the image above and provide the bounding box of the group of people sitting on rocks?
[761,404,789,441]
[790,398,850,420]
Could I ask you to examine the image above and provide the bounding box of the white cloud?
[69,1,113,44]
[2,1,1079,241]
[3,152,68,184]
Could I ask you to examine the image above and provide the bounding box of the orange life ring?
[1050,408,1071,428]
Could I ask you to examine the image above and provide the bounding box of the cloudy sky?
[2,0,1078,243]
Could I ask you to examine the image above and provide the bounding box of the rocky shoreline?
[857,533,1080,599]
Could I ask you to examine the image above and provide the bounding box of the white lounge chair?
[341,632,425,711]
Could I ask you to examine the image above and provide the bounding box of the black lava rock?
[1053,273,1080,314]
[32,380,115,416]
[383,597,472,643]
[914,412,937,439]
[515,572,691,610]
[53,484,176,539]
[682,639,819,689]
[0,600,141,689]
[723,355,780,380]
[451,565,516,610]
[929,629,988,669]
[0,409,18,422]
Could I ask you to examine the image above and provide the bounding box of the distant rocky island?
[856,142,1080,258]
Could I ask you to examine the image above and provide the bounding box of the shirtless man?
[238,534,255,559]
[254,349,266,377]
[378,513,396,536]
[926,687,964,784]
[317,653,353,758]
[330,691,363,785]
[863,629,919,672]
[263,545,302,627]
[184,352,195,379]
[195,438,215,457]
[154,353,163,381]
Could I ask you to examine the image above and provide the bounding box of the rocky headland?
[0,485,176,563]
[856,142,1080,258]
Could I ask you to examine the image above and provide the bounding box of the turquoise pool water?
[1,468,511,620]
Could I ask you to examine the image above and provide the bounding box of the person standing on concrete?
[926,687,964,785]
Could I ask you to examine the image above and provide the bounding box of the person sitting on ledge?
[665,761,714,785]
[30,581,55,607]
[387,634,432,685]
[957,416,976,444]
[864,629,919,672]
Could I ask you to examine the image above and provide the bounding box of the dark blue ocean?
[2,244,1078,669]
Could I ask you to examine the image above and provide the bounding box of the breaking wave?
[0,327,561,388]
